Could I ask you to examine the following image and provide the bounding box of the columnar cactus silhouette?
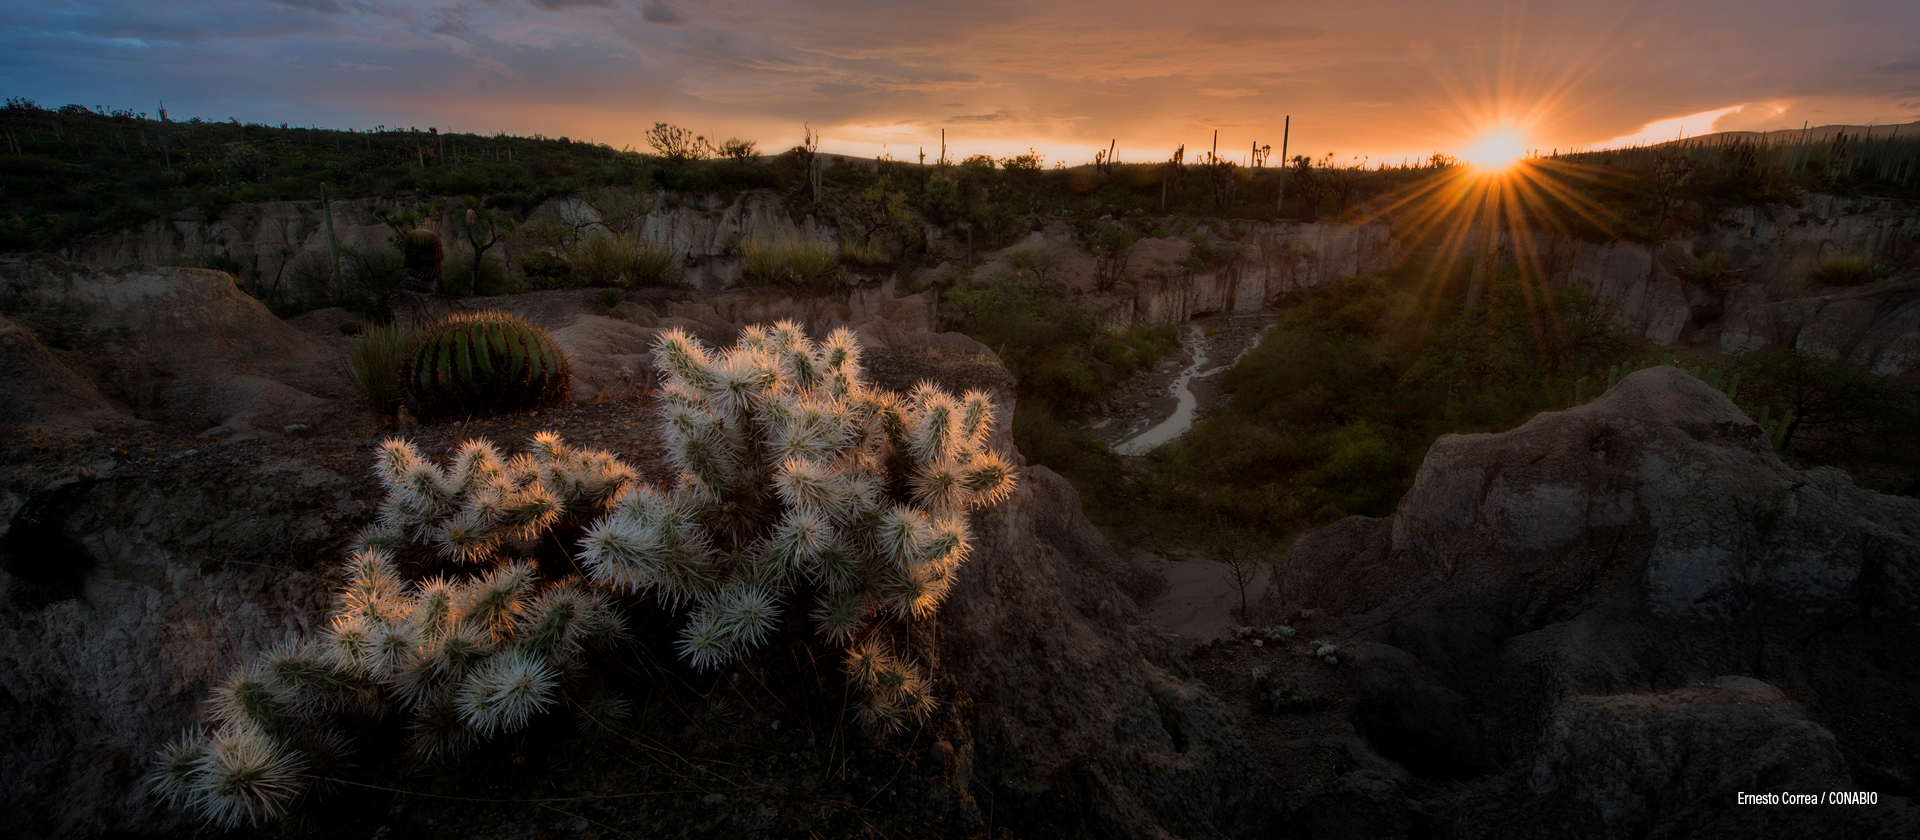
[153,321,1015,828]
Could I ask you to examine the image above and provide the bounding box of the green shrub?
[740,238,838,286]
[399,311,572,421]
[1809,254,1875,286]
[597,287,624,310]
[441,250,516,296]
[838,238,892,269]
[346,323,412,416]
[153,322,1018,827]
[285,246,405,313]
[1691,252,1734,292]
[569,235,682,287]
[519,250,572,286]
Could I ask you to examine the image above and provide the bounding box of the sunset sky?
[4,0,1918,166]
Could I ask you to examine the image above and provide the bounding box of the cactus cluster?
[580,322,1015,680]
[154,321,1015,828]
[400,311,572,422]
[151,434,633,827]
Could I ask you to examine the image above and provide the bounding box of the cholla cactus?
[156,321,1015,826]
[578,321,1014,723]
[155,434,632,827]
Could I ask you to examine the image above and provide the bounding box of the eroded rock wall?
[56,191,832,292]
[1101,221,1402,329]
[1506,196,1920,378]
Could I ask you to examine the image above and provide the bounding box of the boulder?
[1529,677,1850,836]
[1276,366,1920,625]
[1263,366,1920,836]
[944,463,1247,838]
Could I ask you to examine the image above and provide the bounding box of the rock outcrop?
[57,191,838,292]
[0,254,347,439]
[1515,195,1920,379]
[1263,366,1920,836]
[1529,677,1851,835]
[1098,221,1402,328]
[944,463,1246,837]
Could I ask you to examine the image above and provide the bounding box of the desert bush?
[153,322,1016,827]
[440,250,517,296]
[286,246,406,313]
[838,237,892,269]
[1690,252,1734,292]
[399,311,572,421]
[1093,223,1138,290]
[518,250,573,286]
[740,238,838,286]
[1809,254,1877,286]
[569,235,682,287]
[346,323,412,416]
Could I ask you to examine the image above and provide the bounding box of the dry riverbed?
[1074,313,1271,454]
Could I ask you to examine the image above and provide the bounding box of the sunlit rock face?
[1265,366,1920,836]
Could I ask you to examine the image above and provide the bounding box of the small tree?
[1093,223,1138,291]
[454,199,515,295]
[1738,349,1914,452]
[832,179,917,250]
[999,148,1044,173]
[1286,155,1329,221]
[646,122,712,164]
[1209,522,1265,625]
[719,137,757,161]
[577,186,652,243]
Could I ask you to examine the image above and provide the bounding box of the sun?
[1465,125,1528,172]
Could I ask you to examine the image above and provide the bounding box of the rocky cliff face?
[57,190,835,292]
[1514,196,1920,379]
[1101,221,1403,328]
[1259,366,1920,837]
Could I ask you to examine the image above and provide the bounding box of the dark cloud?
[529,0,613,10]
[271,0,345,13]
[642,1,685,25]
[1879,58,1920,74]
[947,109,1014,123]
[431,9,470,35]
[1190,23,1325,45]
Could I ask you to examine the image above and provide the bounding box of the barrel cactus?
[401,227,442,294]
[400,311,572,422]
[153,321,1016,828]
